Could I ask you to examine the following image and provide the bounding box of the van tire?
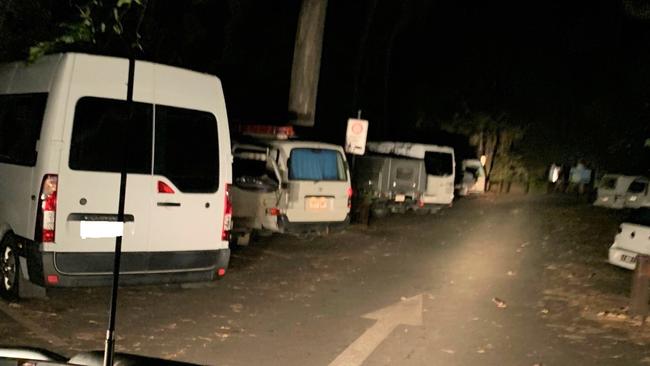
[0,233,19,301]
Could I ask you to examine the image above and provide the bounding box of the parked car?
[0,53,232,299]
[623,177,650,209]
[230,138,351,243]
[456,159,486,196]
[593,174,637,209]
[608,208,650,270]
[353,154,429,216]
[366,142,455,209]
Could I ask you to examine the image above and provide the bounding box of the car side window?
[0,93,48,166]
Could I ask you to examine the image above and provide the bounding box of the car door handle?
[157,202,181,207]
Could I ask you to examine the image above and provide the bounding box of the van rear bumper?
[277,215,350,235]
[26,248,230,287]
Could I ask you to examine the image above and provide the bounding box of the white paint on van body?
[0,53,231,281]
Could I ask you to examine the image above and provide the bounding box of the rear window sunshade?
[289,148,347,181]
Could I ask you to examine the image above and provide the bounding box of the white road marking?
[329,294,423,366]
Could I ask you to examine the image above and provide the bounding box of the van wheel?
[0,234,19,301]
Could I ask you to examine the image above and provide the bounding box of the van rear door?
[285,147,350,223]
[422,151,455,205]
[55,58,153,257]
[148,104,222,253]
[147,63,228,254]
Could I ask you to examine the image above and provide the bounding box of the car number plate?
[394,194,406,202]
[621,254,637,264]
[306,196,330,211]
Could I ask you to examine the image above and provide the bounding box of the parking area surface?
[2,194,649,365]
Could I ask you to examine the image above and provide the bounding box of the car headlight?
[630,196,638,202]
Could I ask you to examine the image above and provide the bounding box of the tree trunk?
[352,0,378,112]
[288,0,328,127]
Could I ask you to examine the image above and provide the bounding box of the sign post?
[345,118,369,156]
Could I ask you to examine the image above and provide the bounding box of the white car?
[594,175,637,209]
[609,208,650,270]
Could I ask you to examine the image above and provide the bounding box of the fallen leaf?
[492,297,507,309]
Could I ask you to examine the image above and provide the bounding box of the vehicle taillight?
[222,184,232,241]
[36,174,58,243]
[157,180,175,194]
[347,187,353,209]
[266,207,281,216]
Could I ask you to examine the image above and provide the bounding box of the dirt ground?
[1,193,649,365]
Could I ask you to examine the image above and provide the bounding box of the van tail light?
[347,187,353,208]
[36,174,58,243]
[157,181,175,194]
[418,199,425,208]
[222,184,233,241]
[266,207,281,216]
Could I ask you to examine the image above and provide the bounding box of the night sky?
[2,0,649,174]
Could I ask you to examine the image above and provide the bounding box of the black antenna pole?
[103,56,135,366]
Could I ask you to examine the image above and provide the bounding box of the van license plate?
[306,196,330,211]
[395,194,406,202]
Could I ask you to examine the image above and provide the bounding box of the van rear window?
[154,105,219,193]
[0,93,47,166]
[70,97,153,174]
[396,167,414,180]
[424,151,453,176]
[70,97,220,192]
[289,148,347,181]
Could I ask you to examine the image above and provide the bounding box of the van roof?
[235,139,345,153]
[366,141,455,159]
[1,53,226,115]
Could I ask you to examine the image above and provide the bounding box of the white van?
[0,53,232,299]
[366,142,455,208]
[231,139,351,242]
[594,174,637,209]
